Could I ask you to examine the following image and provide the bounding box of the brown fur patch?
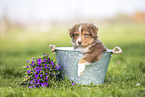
[81,42,107,63]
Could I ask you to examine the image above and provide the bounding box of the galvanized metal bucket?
[54,47,122,85]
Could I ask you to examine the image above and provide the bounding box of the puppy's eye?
[84,34,89,36]
[74,34,79,36]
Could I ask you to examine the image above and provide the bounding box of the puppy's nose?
[78,40,82,44]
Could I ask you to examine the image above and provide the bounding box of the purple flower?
[45,83,48,87]
[37,79,40,85]
[51,61,54,66]
[37,58,42,62]
[72,83,75,86]
[29,80,33,84]
[45,66,47,69]
[27,61,30,63]
[55,66,58,69]
[36,66,39,69]
[58,65,62,69]
[41,83,46,87]
[26,66,30,68]
[35,74,39,78]
[31,61,34,66]
[45,76,48,81]
[31,64,34,67]
[33,85,36,88]
[27,70,31,74]
[37,58,42,65]
[35,69,40,73]
[40,74,43,77]
[37,79,40,82]
[37,82,40,85]
[47,60,50,62]
[29,86,33,88]
[38,62,41,65]
[44,53,45,56]
[43,58,46,62]
[32,60,34,64]
[48,67,51,70]
[44,64,47,66]
[55,65,62,69]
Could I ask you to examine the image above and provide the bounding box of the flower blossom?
[22,53,62,88]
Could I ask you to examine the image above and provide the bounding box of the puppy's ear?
[69,24,79,38]
[89,24,98,38]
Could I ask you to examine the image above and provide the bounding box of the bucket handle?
[112,46,122,54]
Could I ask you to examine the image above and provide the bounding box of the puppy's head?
[69,23,98,48]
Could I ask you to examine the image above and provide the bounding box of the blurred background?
[0,0,145,81]
[0,0,145,41]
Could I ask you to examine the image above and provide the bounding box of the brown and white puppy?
[69,23,107,76]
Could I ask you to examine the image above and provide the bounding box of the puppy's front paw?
[49,45,56,52]
[78,63,86,76]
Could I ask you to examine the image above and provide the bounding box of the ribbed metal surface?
[55,47,112,85]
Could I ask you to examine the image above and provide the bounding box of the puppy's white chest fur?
[74,46,90,53]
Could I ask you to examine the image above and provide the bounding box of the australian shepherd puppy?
[49,23,107,76]
[69,23,107,76]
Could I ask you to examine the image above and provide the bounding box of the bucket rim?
[54,47,112,53]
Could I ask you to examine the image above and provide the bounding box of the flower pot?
[54,47,122,85]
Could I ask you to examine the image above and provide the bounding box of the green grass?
[0,23,145,97]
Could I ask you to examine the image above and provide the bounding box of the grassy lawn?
[0,23,145,97]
